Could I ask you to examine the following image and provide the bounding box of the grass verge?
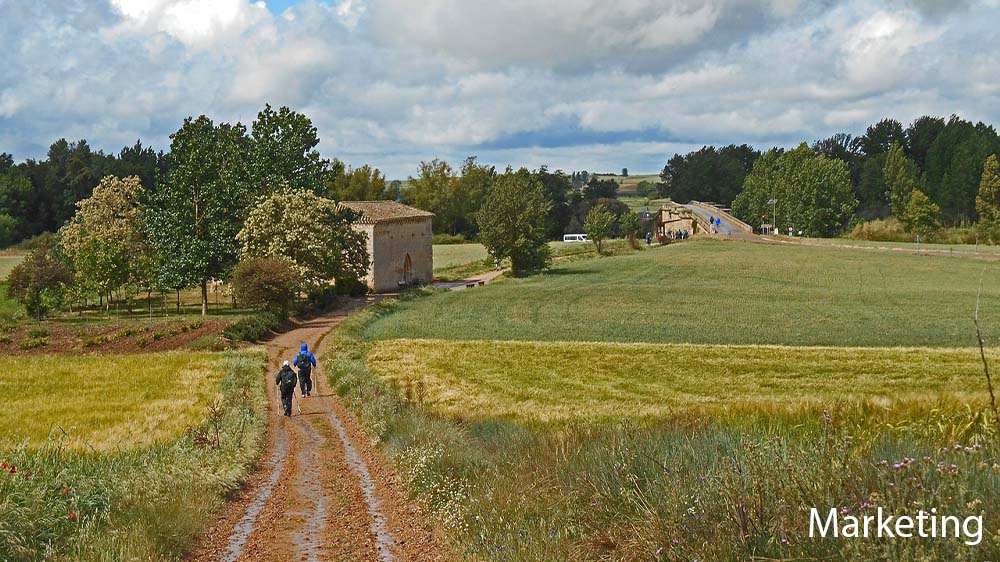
[331,295,1000,561]
[0,351,268,562]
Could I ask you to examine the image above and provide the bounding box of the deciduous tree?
[236,189,369,291]
[475,168,551,276]
[902,190,942,236]
[584,204,615,254]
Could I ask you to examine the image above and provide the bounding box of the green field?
[0,253,24,278]
[369,239,1000,347]
[798,236,1000,255]
[432,243,489,272]
[0,352,224,449]
[594,173,659,195]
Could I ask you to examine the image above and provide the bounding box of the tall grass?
[331,297,1000,560]
[0,351,268,562]
[849,217,982,245]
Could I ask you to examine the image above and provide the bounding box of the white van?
[563,234,589,243]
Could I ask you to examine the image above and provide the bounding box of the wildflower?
[656,546,664,555]
[62,487,71,494]
[68,513,77,521]
[9,466,15,475]
[781,537,789,545]
[0,463,6,469]
[672,539,680,546]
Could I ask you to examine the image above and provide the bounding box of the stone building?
[339,201,434,293]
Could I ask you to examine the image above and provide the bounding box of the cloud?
[0,0,999,179]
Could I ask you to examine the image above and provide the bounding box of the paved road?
[683,204,758,241]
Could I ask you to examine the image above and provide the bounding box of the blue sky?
[1,0,999,178]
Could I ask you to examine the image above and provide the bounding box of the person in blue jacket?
[293,343,317,397]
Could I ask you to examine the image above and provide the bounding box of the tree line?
[658,115,1000,238]
[5,105,378,319]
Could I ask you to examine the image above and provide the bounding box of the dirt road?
[187,300,452,562]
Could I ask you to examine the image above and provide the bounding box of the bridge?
[683,201,756,240]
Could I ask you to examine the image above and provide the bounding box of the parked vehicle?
[562,234,589,243]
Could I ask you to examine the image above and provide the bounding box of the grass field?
[0,253,24,278]
[799,236,1000,254]
[594,173,659,196]
[369,338,995,422]
[369,239,1000,347]
[0,352,224,449]
[432,243,489,272]
[0,351,268,561]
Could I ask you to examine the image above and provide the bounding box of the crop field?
[0,253,24,278]
[369,338,995,422]
[369,239,1000,347]
[594,173,659,195]
[0,352,225,449]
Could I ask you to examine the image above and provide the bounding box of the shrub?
[848,218,912,242]
[223,311,283,343]
[18,337,48,349]
[231,257,300,313]
[7,245,71,319]
[27,328,49,338]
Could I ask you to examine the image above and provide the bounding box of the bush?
[223,311,283,343]
[848,218,913,242]
[431,233,468,245]
[7,245,71,319]
[231,258,300,313]
[27,328,48,338]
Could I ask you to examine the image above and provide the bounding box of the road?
[186,300,452,562]
[683,203,758,241]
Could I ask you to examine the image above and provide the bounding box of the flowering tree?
[59,175,150,309]
[236,189,369,292]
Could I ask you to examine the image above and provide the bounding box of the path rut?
[187,299,452,562]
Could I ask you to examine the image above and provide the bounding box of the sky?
[1,0,999,179]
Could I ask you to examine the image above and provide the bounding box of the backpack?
[295,353,312,371]
[279,368,296,389]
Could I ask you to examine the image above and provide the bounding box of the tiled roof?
[338,201,435,224]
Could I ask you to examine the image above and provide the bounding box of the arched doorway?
[402,253,413,285]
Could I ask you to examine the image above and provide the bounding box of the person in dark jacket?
[293,343,317,397]
[275,360,297,416]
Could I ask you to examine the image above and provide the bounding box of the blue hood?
[301,343,308,352]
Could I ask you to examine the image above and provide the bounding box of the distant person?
[294,343,317,397]
[275,360,298,417]
[645,232,652,245]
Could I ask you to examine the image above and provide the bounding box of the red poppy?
[62,487,71,495]
[9,466,15,475]
[68,513,77,521]
[1,463,6,469]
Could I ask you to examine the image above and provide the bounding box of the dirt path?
[187,299,453,562]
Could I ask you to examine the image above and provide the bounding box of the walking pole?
[296,390,302,415]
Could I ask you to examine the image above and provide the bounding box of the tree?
[0,214,15,247]
[621,168,628,177]
[6,244,71,319]
[237,189,369,291]
[923,116,1000,222]
[657,145,758,204]
[976,154,1000,224]
[636,180,654,198]
[324,160,392,202]
[144,116,251,316]
[620,209,640,248]
[582,176,618,200]
[733,144,856,237]
[475,168,551,276]
[534,166,574,239]
[231,257,301,313]
[249,104,326,196]
[584,204,615,254]
[905,116,945,173]
[404,158,459,233]
[855,118,906,157]
[59,175,149,310]
[884,142,919,218]
[902,190,942,236]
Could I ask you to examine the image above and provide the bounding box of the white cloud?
[1,0,999,179]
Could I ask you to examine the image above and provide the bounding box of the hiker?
[294,343,317,397]
[275,360,297,416]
